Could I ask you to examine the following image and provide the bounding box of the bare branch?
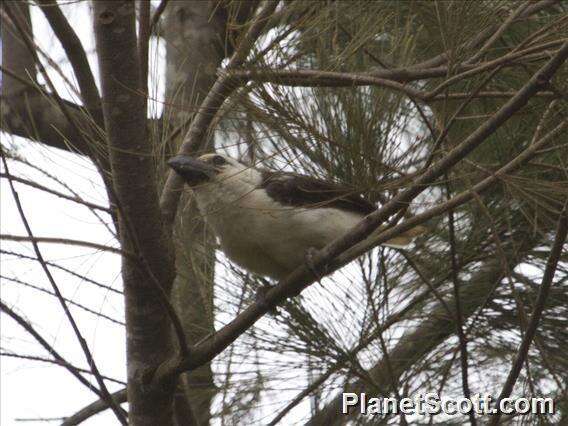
[0,299,102,397]
[468,1,532,63]
[1,234,127,257]
[226,67,559,101]
[0,351,125,385]
[61,389,127,426]
[36,0,103,124]
[0,172,112,213]
[228,68,428,99]
[446,178,475,425]
[0,3,93,156]
[53,361,218,423]
[149,0,169,34]
[1,274,124,325]
[1,148,127,424]
[1,249,121,295]
[2,3,106,166]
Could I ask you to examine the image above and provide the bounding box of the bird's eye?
[212,155,226,166]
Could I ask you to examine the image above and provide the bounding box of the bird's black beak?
[168,155,217,187]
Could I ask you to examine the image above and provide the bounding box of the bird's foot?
[255,283,277,314]
[305,247,324,282]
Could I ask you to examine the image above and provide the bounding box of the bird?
[168,153,424,281]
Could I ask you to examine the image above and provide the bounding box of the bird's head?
[168,153,247,187]
[168,153,261,209]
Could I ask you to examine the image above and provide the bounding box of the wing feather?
[260,171,376,216]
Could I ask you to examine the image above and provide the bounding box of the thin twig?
[0,150,128,424]
[0,300,101,396]
[3,1,119,233]
[1,249,122,295]
[149,0,169,35]
[0,173,112,213]
[1,274,124,325]
[138,0,150,105]
[3,153,116,238]
[0,234,129,257]
[488,202,567,425]
[468,1,532,64]
[445,177,475,426]
[0,352,125,385]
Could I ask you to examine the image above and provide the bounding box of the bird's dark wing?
[260,171,376,216]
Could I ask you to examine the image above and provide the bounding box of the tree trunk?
[163,2,229,424]
[93,2,177,424]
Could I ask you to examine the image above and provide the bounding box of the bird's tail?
[377,224,427,249]
[338,223,426,264]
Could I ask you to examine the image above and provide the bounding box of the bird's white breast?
[192,176,363,280]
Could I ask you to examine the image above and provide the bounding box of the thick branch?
[36,0,103,125]
[152,42,568,385]
[0,2,90,155]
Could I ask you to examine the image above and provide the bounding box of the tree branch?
[0,234,128,257]
[93,2,183,423]
[0,299,103,397]
[0,172,111,213]
[152,42,568,387]
[1,249,121,295]
[1,274,124,325]
[488,203,568,425]
[0,2,92,156]
[61,389,128,426]
[36,0,103,125]
[0,352,125,385]
[1,148,127,424]
[159,0,280,225]
[149,0,169,35]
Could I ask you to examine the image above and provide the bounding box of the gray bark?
[163,2,250,424]
[0,2,92,155]
[93,2,177,424]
